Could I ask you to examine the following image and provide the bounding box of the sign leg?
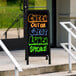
[25,50,27,60]
[48,49,51,64]
[46,55,48,60]
[26,56,29,65]
[49,54,51,64]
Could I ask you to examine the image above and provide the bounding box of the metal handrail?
[61,43,76,60]
[60,22,76,73]
[0,40,22,76]
[60,22,76,38]
[1,13,23,39]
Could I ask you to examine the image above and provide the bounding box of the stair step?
[30,71,76,76]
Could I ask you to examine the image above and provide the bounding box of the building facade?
[47,0,76,47]
[0,0,76,49]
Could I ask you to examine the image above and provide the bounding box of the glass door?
[47,0,56,47]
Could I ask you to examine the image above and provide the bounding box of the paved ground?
[0,28,23,39]
[0,48,76,71]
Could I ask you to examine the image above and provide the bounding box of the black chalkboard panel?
[27,10,50,56]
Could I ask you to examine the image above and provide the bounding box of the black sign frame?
[24,10,51,65]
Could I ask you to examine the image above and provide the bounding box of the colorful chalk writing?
[27,10,49,56]
[29,28,48,36]
[30,46,47,53]
[28,14,48,22]
[30,23,46,28]
[29,36,48,44]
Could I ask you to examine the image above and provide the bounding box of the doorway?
[47,0,70,47]
[56,0,70,47]
[47,0,56,47]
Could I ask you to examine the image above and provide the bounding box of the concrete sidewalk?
[0,48,76,71]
